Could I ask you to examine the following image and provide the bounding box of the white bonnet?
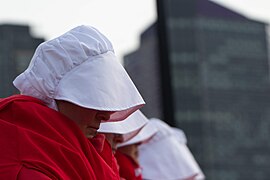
[138,118,205,180]
[171,127,187,144]
[98,110,148,140]
[117,118,158,148]
[13,25,145,121]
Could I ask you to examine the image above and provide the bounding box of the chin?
[86,134,95,139]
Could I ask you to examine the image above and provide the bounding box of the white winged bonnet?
[98,110,149,142]
[117,117,158,147]
[13,25,145,121]
[138,118,205,180]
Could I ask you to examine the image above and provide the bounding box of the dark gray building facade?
[124,23,163,120]
[124,0,270,179]
[0,24,44,97]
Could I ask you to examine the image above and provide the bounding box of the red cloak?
[89,134,121,179]
[115,150,142,180]
[0,95,119,179]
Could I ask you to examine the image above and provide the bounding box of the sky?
[1,0,270,62]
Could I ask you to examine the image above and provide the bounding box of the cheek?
[83,112,97,123]
[111,143,117,150]
[132,147,138,155]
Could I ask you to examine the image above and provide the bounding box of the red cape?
[0,95,119,179]
[90,134,120,179]
[115,150,142,180]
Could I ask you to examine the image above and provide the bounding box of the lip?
[87,125,99,130]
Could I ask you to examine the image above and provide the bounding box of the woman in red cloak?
[0,25,145,179]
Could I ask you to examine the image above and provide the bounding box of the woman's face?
[118,143,140,163]
[56,100,114,138]
[104,133,124,152]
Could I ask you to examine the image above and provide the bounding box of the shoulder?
[0,95,46,112]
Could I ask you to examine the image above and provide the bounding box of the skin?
[104,133,124,152]
[56,100,114,138]
[117,143,141,164]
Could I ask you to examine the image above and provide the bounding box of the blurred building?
[124,0,270,179]
[0,24,44,97]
